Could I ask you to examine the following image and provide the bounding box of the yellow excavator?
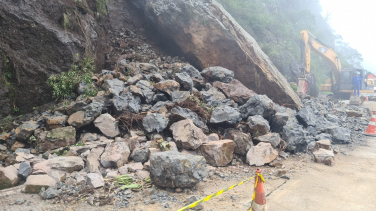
[298,30,374,98]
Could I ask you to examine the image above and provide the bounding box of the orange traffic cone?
[366,96,369,101]
[251,169,267,211]
[364,111,376,136]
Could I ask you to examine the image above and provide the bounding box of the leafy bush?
[0,115,13,134]
[96,0,109,15]
[47,56,96,100]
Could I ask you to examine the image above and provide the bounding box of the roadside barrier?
[364,111,376,136]
[177,169,266,211]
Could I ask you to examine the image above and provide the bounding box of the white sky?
[319,0,376,72]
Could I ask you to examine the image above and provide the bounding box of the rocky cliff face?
[129,0,302,109]
[0,0,108,116]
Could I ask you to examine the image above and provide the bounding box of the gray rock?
[282,119,307,153]
[224,129,253,155]
[77,81,95,96]
[330,127,351,144]
[68,97,105,129]
[131,147,150,163]
[171,91,190,103]
[113,93,141,114]
[150,151,207,188]
[254,133,281,148]
[87,173,104,188]
[149,73,164,83]
[181,64,202,79]
[170,119,207,150]
[239,95,277,119]
[213,80,255,105]
[139,63,158,74]
[127,74,144,85]
[15,121,40,141]
[246,115,270,136]
[17,162,31,178]
[210,106,241,126]
[153,93,169,102]
[100,142,130,168]
[150,101,173,112]
[297,107,316,127]
[170,107,208,133]
[94,114,120,138]
[201,66,234,83]
[315,133,332,142]
[142,113,169,133]
[270,112,290,133]
[175,72,193,91]
[14,148,30,154]
[102,79,125,96]
[49,156,84,173]
[200,87,226,106]
[39,186,60,199]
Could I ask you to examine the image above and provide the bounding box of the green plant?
[75,142,85,146]
[95,0,109,16]
[47,57,96,100]
[29,135,37,146]
[115,175,141,190]
[208,106,216,114]
[13,106,19,113]
[0,115,13,134]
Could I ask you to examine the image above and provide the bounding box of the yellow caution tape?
[176,175,256,211]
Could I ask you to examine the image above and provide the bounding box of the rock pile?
[0,41,370,208]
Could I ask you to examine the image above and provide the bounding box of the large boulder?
[170,107,209,133]
[239,95,277,120]
[282,119,308,153]
[254,133,281,148]
[224,129,253,155]
[297,107,316,127]
[201,66,234,83]
[170,119,207,150]
[270,112,291,133]
[210,106,241,126]
[0,166,20,190]
[150,151,208,188]
[15,121,40,141]
[246,115,270,136]
[94,114,120,138]
[100,142,130,168]
[246,142,278,166]
[198,140,235,167]
[175,72,193,91]
[112,93,141,114]
[35,126,76,153]
[129,0,301,109]
[142,113,169,133]
[213,80,255,104]
[329,127,351,144]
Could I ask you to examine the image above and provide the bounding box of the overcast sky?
[319,0,376,72]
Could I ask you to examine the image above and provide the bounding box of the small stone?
[23,175,56,193]
[18,162,31,178]
[94,114,120,138]
[87,173,105,188]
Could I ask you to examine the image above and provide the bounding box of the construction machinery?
[298,30,374,98]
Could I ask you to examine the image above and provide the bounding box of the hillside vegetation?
[217,0,363,87]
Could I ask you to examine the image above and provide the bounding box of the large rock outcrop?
[129,0,301,109]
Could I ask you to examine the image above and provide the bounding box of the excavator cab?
[338,68,374,96]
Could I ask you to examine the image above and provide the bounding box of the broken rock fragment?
[224,129,253,155]
[94,114,120,138]
[142,113,169,133]
[246,142,278,166]
[23,175,56,193]
[170,119,207,150]
[246,115,270,136]
[198,140,235,167]
[213,79,256,105]
[100,142,130,168]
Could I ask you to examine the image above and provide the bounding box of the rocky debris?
[246,115,270,136]
[270,112,291,133]
[100,142,130,168]
[0,166,20,190]
[139,63,159,73]
[150,151,207,188]
[94,114,120,138]
[201,87,227,106]
[201,66,234,83]
[68,98,105,129]
[224,129,253,155]
[282,119,307,153]
[15,121,40,141]
[254,133,281,148]
[40,186,60,200]
[49,156,84,173]
[153,80,180,96]
[239,95,277,120]
[23,175,56,193]
[127,74,144,85]
[45,115,68,130]
[312,139,332,151]
[246,142,278,166]
[34,126,76,153]
[87,173,105,188]
[129,0,301,108]
[102,79,125,96]
[170,119,207,150]
[198,140,235,167]
[181,65,203,79]
[142,113,169,133]
[87,147,105,173]
[297,107,316,127]
[313,149,335,166]
[171,91,190,103]
[210,106,241,126]
[330,127,351,144]
[170,107,209,133]
[112,93,141,114]
[131,147,150,163]
[213,80,255,104]
[175,72,193,91]
[18,162,31,178]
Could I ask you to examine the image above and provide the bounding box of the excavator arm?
[299,30,342,93]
